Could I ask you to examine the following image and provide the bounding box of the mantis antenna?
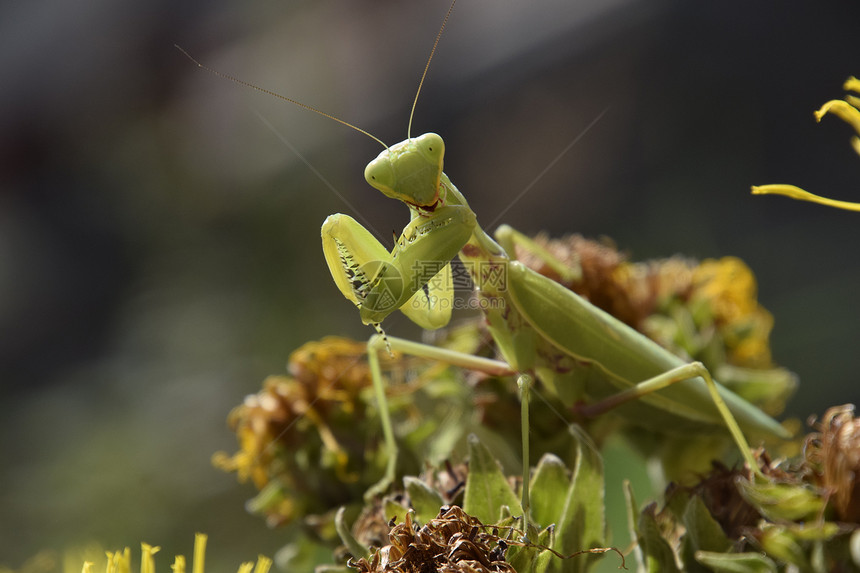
[407,0,457,139]
[175,44,389,150]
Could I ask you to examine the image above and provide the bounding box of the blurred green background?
[2,0,859,568]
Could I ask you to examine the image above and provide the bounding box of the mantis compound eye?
[415,132,444,163]
[364,153,397,194]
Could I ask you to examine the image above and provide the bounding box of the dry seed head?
[350,506,515,573]
[212,336,406,525]
[804,404,860,522]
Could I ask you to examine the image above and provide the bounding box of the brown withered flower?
[803,404,860,522]
[212,336,406,525]
[350,506,515,573]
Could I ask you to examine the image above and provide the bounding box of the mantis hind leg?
[576,361,763,477]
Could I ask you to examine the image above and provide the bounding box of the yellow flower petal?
[140,545,159,573]
[192,534,206,573]
[751,184,860,212]
[81,535,269,573]
[755,76,860,213]
[691,257,774,367]
[815,99,860,136]
[252,556,272,573]
[104,548,131,573]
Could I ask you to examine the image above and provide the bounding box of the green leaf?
[507,527,551,573]
[784,521,840,541]
[683,494,732,554]
[551,426,606,573]
[529,453,570,528]
[624,480,646,572]
[638,504,681,573]
[334,506,368,561]
[757,524,809,570]
[403,476,444,525]
[533,525,556,573]
[463,434,523,524]
[736,477,824,523]
[679,495,732,573]
[382,498,408,524]
[695,551,777,573]
[505,530,552,573]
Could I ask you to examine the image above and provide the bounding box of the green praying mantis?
[182,0,790,530]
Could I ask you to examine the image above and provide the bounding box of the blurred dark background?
[2,0,859,567]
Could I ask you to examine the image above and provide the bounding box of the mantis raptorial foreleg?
[321,202,476,330]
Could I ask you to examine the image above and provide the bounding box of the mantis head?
[364,133,445,209]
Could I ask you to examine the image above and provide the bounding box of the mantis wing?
[504,261,790,440]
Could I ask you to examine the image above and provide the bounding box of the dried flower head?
[690,257,775,369]
[214,333,479,528]
[350,506,515,573]
[212,336,405,525]
[803,404,860,522]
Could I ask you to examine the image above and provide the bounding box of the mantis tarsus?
[183,0,789,533]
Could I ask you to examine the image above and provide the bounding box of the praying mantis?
[182,0,789,529]
[317,2,790,512]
